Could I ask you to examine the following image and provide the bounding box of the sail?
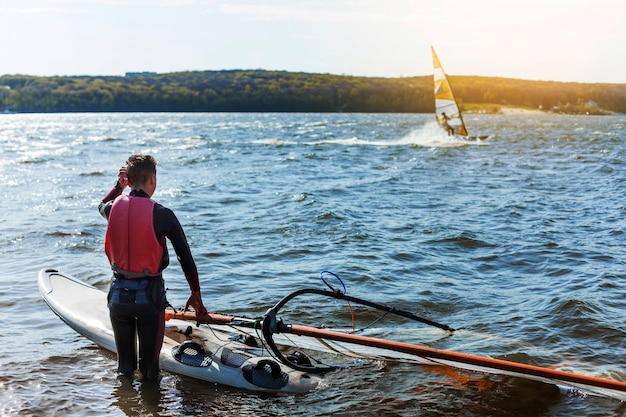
[431,46,468,136]
[169,284,626,402]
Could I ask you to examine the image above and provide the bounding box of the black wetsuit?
[99,188,200,381]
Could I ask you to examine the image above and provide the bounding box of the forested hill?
[1,70,624,114]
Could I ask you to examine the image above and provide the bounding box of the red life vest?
[104,195,165,278]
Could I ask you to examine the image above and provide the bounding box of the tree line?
[1,70,624,114]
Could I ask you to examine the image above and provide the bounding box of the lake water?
[0,112,625,416]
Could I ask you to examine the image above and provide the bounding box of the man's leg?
[110,306,138,378]
[136,309,165,382]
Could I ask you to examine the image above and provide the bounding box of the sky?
[0,0,624,84]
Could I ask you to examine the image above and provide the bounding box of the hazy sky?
[1,0,624,83]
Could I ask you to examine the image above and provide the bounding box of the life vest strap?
[111,263,162,279]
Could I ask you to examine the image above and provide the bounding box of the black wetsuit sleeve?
[98,187,123,220]
[153,204,201,292]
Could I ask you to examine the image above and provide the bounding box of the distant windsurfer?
[439,112,455,136]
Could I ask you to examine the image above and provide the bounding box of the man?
[99,154,207,382]
[439,112,455,136]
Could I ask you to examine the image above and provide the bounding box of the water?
[1,112,625,416]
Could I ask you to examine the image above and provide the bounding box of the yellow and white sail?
[431,46,468,136]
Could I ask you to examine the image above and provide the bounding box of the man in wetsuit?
[439,112,455,136]
[99,154,208,382]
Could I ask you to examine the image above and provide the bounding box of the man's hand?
[117,166,129,189]
[185,290,208,314]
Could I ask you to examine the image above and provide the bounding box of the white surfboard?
[38,268,321,393]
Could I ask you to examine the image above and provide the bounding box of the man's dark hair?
[126,154,157,185]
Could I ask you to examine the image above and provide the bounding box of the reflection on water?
[112,377,165,417]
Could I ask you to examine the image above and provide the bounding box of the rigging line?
[253,323,275,359]
[349,311,391,334]
[263,329,333,370]
[308,338,378,369]
[274,331,335,368]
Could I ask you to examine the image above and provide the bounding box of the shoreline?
[463,104,547,115]
[499,106,546,115]
[466,104,616,116]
